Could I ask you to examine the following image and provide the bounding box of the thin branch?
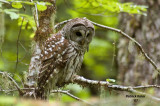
[30,0,39,28]
[13,73,24,88]
[19,41,28,52]
[54,19,73,30]
[90,20,160,73]
[130,88,160,102]
[19,41,28,62]
[51,90,92,105]
[15,17,24,70]
[34,3,39,28]
[133,85,160,89]
[0,71,23,95]
[0,0,10,4]
[0,89,19,92]
[0,88,35,92]
[73,75,160,102]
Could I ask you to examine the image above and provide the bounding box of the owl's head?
[61,18,95,49]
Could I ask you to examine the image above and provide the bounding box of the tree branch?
[133,85,160,89]
[0,88,35,93]
[16,17,24,70]
[90,20,160,73]
[30,0,39,28]
[73,75,160,102]
[54,18,72,30]
[51,90,92,105]
[0,71,23,95]
[130,89,160,102]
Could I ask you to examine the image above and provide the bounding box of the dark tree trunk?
[117,0,160,96]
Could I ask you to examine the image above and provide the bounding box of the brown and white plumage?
[36,18,95,99]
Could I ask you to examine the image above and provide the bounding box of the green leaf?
[18,14,36,31]
[12,1,22,9]
[4,9,19,19]
[106,79,116,83]
[37,2,47,11]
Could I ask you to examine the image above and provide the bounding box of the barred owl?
[36,18,95,99]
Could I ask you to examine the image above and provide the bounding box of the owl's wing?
[37,33,70,89]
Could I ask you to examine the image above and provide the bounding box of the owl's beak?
[80,39,85,45]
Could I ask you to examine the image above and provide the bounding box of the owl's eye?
[76,32,82,37]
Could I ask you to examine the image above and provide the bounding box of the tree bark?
[24,0,56,98]
[117,0,160,96]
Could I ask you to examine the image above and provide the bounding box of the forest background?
[0,0,160,105]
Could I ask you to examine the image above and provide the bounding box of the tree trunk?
[117,0,160,96]
[24,0,56,99]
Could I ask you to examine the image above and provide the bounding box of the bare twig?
[30,0,39,28]
[130,88,160,101]
[0,88,35,92]
[0,0,10,4]
[0,71,23,95]
[13,73,24,88]
[19,41,28,62]
[16,17,24,70]
[0,89,19,92]
[90,20,159,73]
[73,75,160,102]
[34,3,39,28]
[54,19,72,30]
[133,85,160,89]
[51,90,92,105]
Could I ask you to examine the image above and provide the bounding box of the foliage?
[70,0,147,16]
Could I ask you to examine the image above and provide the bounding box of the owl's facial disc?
[71,25,94,47]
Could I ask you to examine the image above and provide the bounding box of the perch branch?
[73,75,160,102]
[54,18,160,73]
[51,90,92,105]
